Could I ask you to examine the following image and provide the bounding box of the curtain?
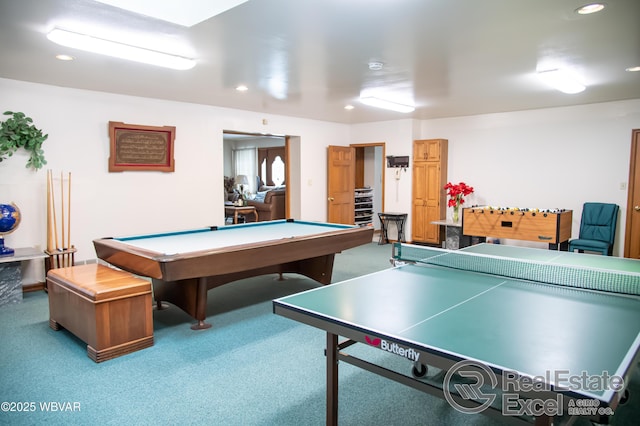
[233,148,258,193]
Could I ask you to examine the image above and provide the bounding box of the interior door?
[624,129,640,258]
[258,146,286,186]
[327,145,355,224]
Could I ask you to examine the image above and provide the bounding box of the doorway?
[353,143,385,230]
[624,128,640,258]
[327,142,385,230]
[222,131,290,218]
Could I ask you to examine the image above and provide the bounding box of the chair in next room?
[568,202,619,256]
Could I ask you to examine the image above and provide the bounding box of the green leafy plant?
[0,111,48,170]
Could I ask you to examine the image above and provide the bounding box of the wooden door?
[414,139,442,162]
[412,162,429,241]
[327,145,355,224]
[424,162,443,242]
[412,162,443,242]
[258,146,286,186]
[624,129,640,258]
[412,139,447,244]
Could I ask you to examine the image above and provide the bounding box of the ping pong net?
[392,243,640,296]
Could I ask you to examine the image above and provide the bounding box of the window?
[272,155,284,186]
[258,147,286,186]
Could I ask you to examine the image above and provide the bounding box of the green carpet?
[1,242,638,425]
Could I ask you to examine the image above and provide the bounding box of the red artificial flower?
[444,182,474,207]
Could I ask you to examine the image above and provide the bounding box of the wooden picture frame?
[108,121,175,172]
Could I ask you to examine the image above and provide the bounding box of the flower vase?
[452,206,460,223]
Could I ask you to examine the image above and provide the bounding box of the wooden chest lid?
[47,264,151,302]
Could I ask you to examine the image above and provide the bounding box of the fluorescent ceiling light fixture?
[94,0,249,27]
[359,97,415,113]
[537,69,585,94]
[236,85,249,91]
[576,3,605,15]
[46,28,196,70]
[626,66,640,72]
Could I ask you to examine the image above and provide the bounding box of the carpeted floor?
[1,242,638,425]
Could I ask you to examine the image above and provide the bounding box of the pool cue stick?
[60,171,65,252]
[50,170,59,259]
[46,170,54,252]
[66,172,72,266]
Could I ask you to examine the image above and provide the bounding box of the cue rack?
[45,170,76,271]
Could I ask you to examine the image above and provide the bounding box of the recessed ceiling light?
[55,54,74,61]
[236,85,248,91]
[537,69,586,94]
[46,28,196,70]
[576,3,606,15]
[626,66,640,72]
[344,105,354,110]
[368,61,384,71]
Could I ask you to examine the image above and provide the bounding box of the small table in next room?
[377,212,407,245]
[225,205,258,224]
[93,219,373,330]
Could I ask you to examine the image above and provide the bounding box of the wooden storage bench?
[47,264,153,362]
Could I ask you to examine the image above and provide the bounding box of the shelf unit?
[355,187,374,227]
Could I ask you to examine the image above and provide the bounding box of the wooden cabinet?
[412,139,448,244]
[414,138,444,162]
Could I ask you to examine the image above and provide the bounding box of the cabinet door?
[424,162,442,243]
[412,162,429,241]
[414,139,443,162]
[412,141,447,244]
[412,162,442,243]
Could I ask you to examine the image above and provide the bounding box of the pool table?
[93,219,373,330]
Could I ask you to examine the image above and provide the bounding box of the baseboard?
[23,282,45,293]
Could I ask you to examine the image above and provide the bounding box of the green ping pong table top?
[273,242,640,416]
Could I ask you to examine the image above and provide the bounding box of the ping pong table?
[273,243,640,425]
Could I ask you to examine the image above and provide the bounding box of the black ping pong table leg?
[534,413,552,425]
[327,332,338,426]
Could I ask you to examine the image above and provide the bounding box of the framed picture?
[108,121,175,172]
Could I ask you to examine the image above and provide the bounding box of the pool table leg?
[191,320,211,330]
[191,277,212,330]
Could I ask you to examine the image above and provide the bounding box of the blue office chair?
[568,203,619,256]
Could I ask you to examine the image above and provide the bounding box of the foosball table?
[462,206,572,250]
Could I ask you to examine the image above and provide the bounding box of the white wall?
[348,100,640,255]
[2,77,639,283]
[0,78,348,282]
[350,119,420,235]
[425,101,640,254]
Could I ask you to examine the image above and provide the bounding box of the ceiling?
[1,0,639,124]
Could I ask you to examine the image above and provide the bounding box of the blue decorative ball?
[0,203,21,235]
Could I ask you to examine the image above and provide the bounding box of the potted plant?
[0,111,48,170]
